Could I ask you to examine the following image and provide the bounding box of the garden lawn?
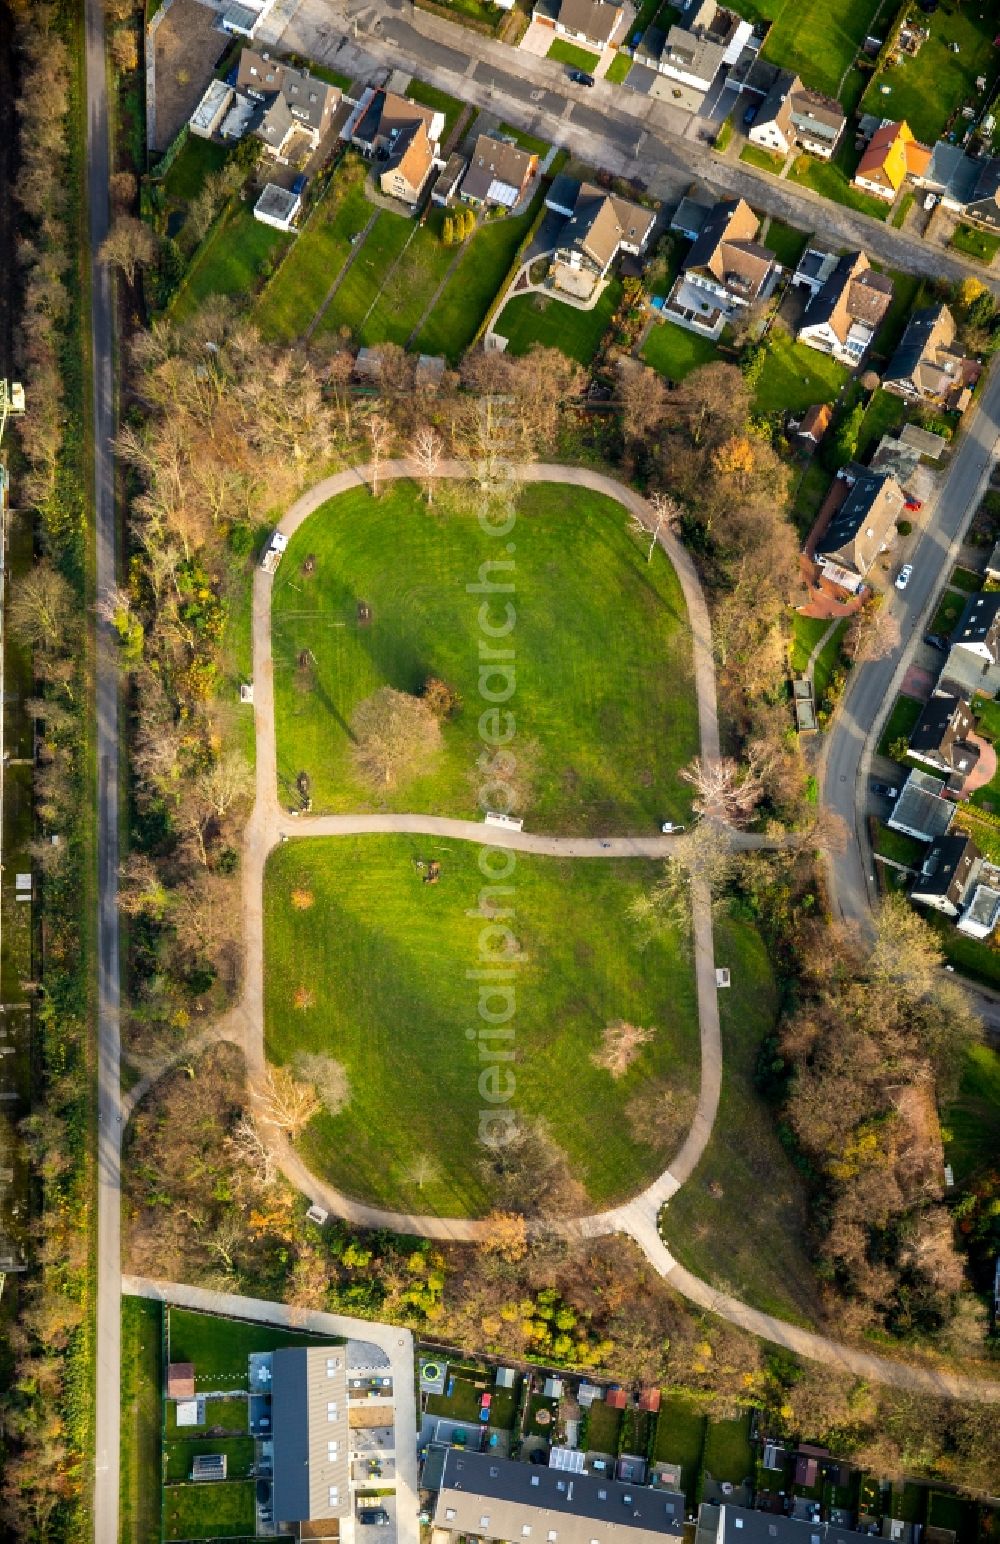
[426,1375,488,1423]
[163,1480,255,1541]
[660,917,820,1324]
[789,613,831,674]
[654,1395,706,1508]
[739,143,784,174]
[951,224,1000,265]
[167,1306,342,1388]
[526,1394,559,1436]
[943,1043,1000,1185]
[754,332,849,416]
[352,207,460,347]
[788,145,889,221]
[163,1436,256,1482]
[874,824,923,867]
[813,620,847,705]
[752,0,881,97]
[547,36,601,70]
[586,1400,623,1454]
[876,693,923,759]
[951,565,982,593]
[791,461,832,537]
[418,0,506,30]
[761,218,809,269]
[930,590,965,639]
[411,193,544,360]
[929,906,1000,990]
[604,52,633,84]
[973,694,1000,743]
[120,1298,162,1544]
[272,481,697,828]
[702,1411,754,1487]
[641,319,720,381]
[494,280,621,364]
[161,135,229,203]
[870,270,923,361]
[264,837,701,1217]
[254,172,373,341]
[860,7,1000,146]
[857,388,907,458]
[171,202,291,322]
[404,79,467,143]
[499,123,551,156]
[317,208,416,341]
[164,1397,247,1438]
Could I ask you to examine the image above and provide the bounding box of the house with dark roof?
[964,157,1000,231]
[747,70,846,161]
[951,590,1000,664]
[666,197,779,339]
[813,468,903,590]
[346,88,444,164]
[883,304,975,412]
[789,245,840,296]
[434,1450,685,1544]
[913,140,981,211]
[852,120,930,201]
[911,833,981,917]
[236,48,340,157]
[694,1501,871,1544]
[546,180,656,300]
[271,1346,349,1529]
[532,0,624,50]
[887,768,955,843]
[796,251,893,366]
[638,1,754,109]
[379,117,436,206]
[460,134,537,209]
[907,690,979,786]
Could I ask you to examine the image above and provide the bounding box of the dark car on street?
[924,632,949,651]
[871,781,899,799]
[569,69,595,85]
[742,103,757,126]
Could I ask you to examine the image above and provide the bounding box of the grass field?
[930,590,965,639]
[856,387,907,459]
[548,36,601,70]
[605,51,634,84]
[877,693,923,759]
[412,192,545,360]
[641,319,720,381]
[498,122,551,155]
[791,461,832,536]
[788,145,890,221]
[163,1436,256,1482]
[873,823,923,867]
[164,1396,248,1439]
[171,202,291,322]
[789,613,830,674]
[701,1411,754,1486]
[943,1044,1000,1187]
[928,896,1000,989]
[860,7,1000,146]
[813,619,847,704]
[167,1307,342,1388]
[739,142,784,174]
[754,331,850,416]
[871,269,923,361]
[405,79,468,144]
[761,218,809,269]
[255,169,372,341]
[654,1394,706,1507]
[750,0,881,97]
[493,279,621,364]
[163,1480,255,1541]
[316,207,418,340]
[661,917,820,1323]
[951,224,1000,265]
[161,135,229,203]
[271,480,698,829]
[951,566,982,593]
[121,1298,162,1544]
[586,1399,623,1454]
[264,837,701,1216]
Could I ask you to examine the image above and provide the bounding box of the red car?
[904,498,923,512]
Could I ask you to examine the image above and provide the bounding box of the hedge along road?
[203,459,1000,1401]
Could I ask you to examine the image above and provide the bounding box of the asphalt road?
[84,0,122,1537]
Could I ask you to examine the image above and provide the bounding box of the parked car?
[291,173,307,195]
[904,498,923,512]
[358,1510,391,1527]
[569,69,595,85]
[924,192,939,210]
[742,103,757,126]
[871,781,899,799]
[895,564,913,590]
[924,632,949,651]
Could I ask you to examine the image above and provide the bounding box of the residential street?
[260,0,1000,291]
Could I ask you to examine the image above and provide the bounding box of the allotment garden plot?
[271,481,698,832]
[264,835,700,1217]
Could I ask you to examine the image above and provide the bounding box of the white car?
[895,564,913,591]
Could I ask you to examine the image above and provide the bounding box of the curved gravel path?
[167,459,999,1398]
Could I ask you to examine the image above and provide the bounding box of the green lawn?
[163,1480,255,1541]
[547,36,601,70]
[856,387,907,458]
[791,461,832,537]
[702,1411,754,1486]
[752,0,881,97]
[167,1307,342,1389]
[930,590,965,639]
[754,331,849,416]
[870,269,923,362]
[860,7,1000,146]
[943,1044,1000,1185]
[813,619,847,704]
[660,917,820,1323]
[271,480,698,829]
[265,837,701,1216]
[498,123,551,156]
[121,1298,162,1544]
[164,1397,248,1439]
[641,319,720,381]
[426,1374,487,1425]
[317,207,417,341]
[973,694,1000,743]
[171,202,291,322]
[404,79,468,144]
[873,823,924,867]
[891,191,914,230]
[876,693,923,759]
[789,613,831,674]
[417,0,507,32]
[412,190,545,360]
[163,1436,256,1483]
[739,142,784,174]
[604,51,634,84]
[493,279,621,364]
[161,135,230,203]
[788,144,890,222]
[761,218,809,269]
[526,1393,560,1436]
[951,565,983,593]
[927,1491,979,1544]
[255,170,373,341]
[653,1394,706,1508]
[586,1399,623,1454]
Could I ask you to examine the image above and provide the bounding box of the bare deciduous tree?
[591,1020,655,1078]
[99,214,157,285]
[9,560,77,655]
[253,1065,321,1137]
[366,412,391,497]
[410,425,444,504]
[291,1052,350,1115]
[679,754,763,827]
[351,686,441,789]
[226,1114,277,1188]
[844,598,901,665]
[630,490,680,563]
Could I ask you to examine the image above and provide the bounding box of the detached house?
[748,70,846,161]
[796,251,893,366]
[666,197,779,339]
[911,833,981,918]
[942,591,1000,700]
[852,120,930,202]
[907,690,980,787]
[883,304,975,412]
[531,0,623,51]
[964,157,1000,232]
[915,140,981,212]
[545,177,656,300]
[236,49,340,159]
[345,89,445,207]
[813,468,903,591]
[637,1,754,109]
[460,134,537,210]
